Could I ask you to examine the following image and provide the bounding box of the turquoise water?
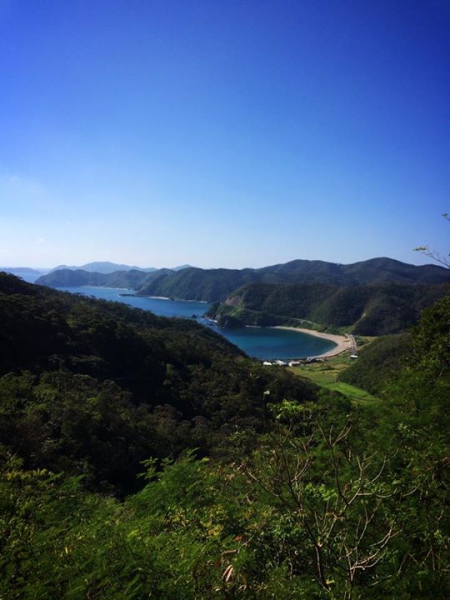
[56,286,335,360]
[202,323,336,360]
[58,286,208,318]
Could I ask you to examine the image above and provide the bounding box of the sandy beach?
[274,326,352,358]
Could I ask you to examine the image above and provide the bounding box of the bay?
[57,285,209,318]
[205,324,336,360]
[56,286,336,360]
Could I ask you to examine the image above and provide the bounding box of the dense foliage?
[209,282,447,335]
[339,333,412,394]
[0,272,317,494]
[1,272,449,598]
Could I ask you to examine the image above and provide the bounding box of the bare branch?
[414,213,450,268]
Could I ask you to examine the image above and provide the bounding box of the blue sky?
[0,0,449,269]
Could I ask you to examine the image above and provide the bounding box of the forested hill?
[35,257,450,301]
[208,281,449,335]
[2,270,450,597]
[0,272,318,495]
[33,267,152,288]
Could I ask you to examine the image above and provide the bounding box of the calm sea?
[56,286,336,360]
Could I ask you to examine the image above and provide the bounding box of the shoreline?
[274,326,351,358]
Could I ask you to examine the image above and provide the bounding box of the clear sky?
[0,0,449,269]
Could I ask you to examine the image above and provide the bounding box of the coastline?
[274,326,351,358]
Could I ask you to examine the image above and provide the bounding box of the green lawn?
[288,353,379,405]
[319,381,379,403]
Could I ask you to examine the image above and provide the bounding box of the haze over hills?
[51,261,158,275]
[1,263,195,284]
[35,257,450,302]
[0,267,47,276]
[0,267,51,283]
[50,262,194,274]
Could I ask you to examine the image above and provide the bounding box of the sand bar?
[274,326,351,358]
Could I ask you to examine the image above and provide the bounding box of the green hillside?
[1,273,449,598]
[136,267,257,301]
[136,257,450,301]
[36,257,450,301]
[0,272,318,495]
[209,281,448,334]
[338,333,412,394]
[35,267,151,289]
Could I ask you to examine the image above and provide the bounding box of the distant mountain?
[0,267,51,283]
[36,257,450,301]
[36,268,153,289]
[135,267,258,301]
[37,269,109,287]
[49,262,193,275]
[135,257,450,302]
[0,267,43,274]
[254,257,450,286]
[51,262,158,275]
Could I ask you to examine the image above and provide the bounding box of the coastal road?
[347,334,357,355]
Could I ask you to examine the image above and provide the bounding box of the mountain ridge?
[49,261,194,274]
[35,256,450,302]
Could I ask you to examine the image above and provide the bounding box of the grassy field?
[289,352,379,405]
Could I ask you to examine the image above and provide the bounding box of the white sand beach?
[274,327,351,358]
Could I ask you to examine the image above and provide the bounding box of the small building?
[289,360,302,367]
